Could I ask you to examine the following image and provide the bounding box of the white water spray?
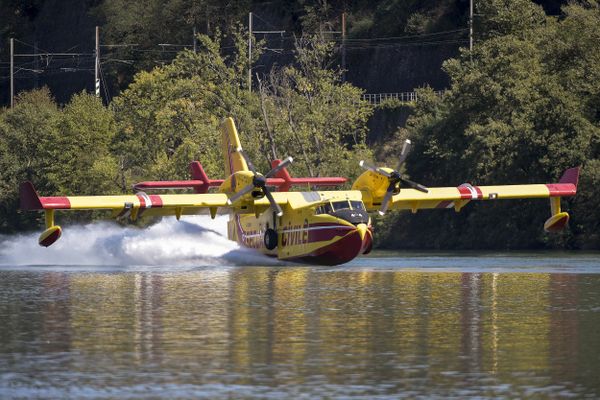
[0,216,278,267]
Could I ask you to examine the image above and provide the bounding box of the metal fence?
[360,90,445,105]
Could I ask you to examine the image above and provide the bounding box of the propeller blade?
[263,187,283,217]
[397,139,412,168]
[265,156,293,178]
[227,183,255,205]
[237,148,256,174]
[399,177,429,193]
[376,167,393,178]
[359,160,392,178]
[359,160,377,172]
[378,182,396,216]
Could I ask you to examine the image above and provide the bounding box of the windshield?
[350,201,365,210]
[316,200,365,215]
[316,203,333,215]
[332,201,351,212]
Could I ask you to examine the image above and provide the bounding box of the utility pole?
[248,12,253,91]
[193,26,197,53]
[8,41,96,107]
[33,39,39,89]
[10,38,14,108]
[95,26,100,97]
[341,12,346,82]
[469,0,473,52]
[247,12,285,92]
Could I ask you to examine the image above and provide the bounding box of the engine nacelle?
[351,169,393,207]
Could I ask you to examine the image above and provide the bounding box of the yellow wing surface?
[383,183,572,211]
[358,167,580,233]
[20,182,230,219]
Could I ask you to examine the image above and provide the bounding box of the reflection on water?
[1,262,600,398]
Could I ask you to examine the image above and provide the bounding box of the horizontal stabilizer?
[270,159,347,191]
[133,162,224,193]
[133,179,209,191]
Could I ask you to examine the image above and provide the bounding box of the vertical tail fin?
[220,118,249,176]
[189,161,210,193]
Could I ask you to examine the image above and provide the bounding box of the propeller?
[359,139,428,216]
[226,148,293,217]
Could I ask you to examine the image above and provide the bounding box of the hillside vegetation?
[0,0,598,249]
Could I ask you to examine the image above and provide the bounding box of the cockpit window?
[332,201,351,211]
[316,203,333,215]
[350,201,365,210]
[317,201,365,214]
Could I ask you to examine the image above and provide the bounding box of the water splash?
[0,216,278,267]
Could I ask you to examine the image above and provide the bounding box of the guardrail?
[360,90,445,105]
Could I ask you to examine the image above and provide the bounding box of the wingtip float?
[19,118,581,265]
[542,166,580,233]
[20,182,63,247]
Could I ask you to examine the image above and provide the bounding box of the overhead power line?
[4,18,468,106]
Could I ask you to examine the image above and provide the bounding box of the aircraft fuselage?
[228,199,373,265]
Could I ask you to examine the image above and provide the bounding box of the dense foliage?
[0,31,372,233]
[1,0,598,250]
[377,1,600,249]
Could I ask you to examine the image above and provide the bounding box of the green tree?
[112,29,372,183]
[47,92,120,195]
[477,0,546,40]
[110,27,262,184]
[0,89,120,233]
[256,36,373,179]
[95,0,251,90]
[378,1,600,250]
[0,88,60,232]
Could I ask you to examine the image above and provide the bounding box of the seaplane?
[20,118,580,265]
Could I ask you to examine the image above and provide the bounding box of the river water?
[0,218,599,398]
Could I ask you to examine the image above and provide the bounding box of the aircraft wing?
[20,181,230,219]
[375,167,580,232]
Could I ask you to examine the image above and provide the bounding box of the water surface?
[1,218,599,398]
[1,252,600,398]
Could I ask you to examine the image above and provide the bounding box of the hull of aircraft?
[230,214,373,266]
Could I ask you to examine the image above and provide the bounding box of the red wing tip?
[19,181,43,210]
[558,167,580,187]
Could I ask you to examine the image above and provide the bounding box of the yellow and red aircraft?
[20,118,580,265]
